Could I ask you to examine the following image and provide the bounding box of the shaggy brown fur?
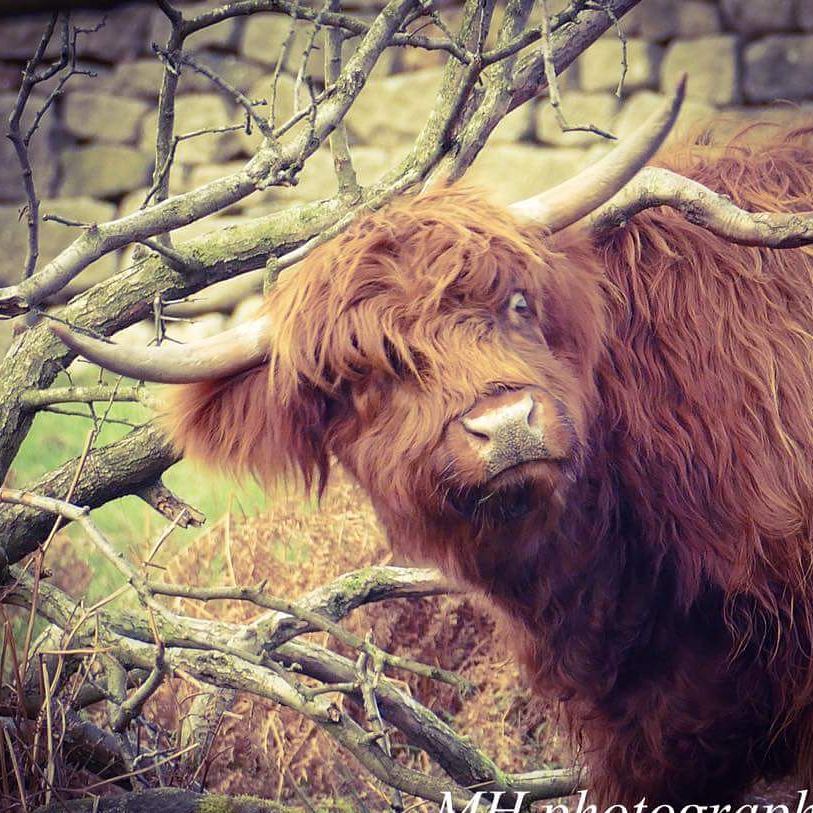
[164,125,813,804]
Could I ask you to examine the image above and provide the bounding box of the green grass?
[9,372,273,605]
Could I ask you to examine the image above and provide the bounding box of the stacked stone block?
[1,0,812,290]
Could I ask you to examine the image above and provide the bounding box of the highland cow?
[54,91,813,804]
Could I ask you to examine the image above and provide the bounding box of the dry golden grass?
[17,475,568,809]
[144,474,571,806]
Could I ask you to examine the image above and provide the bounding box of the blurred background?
[2,0,812,301]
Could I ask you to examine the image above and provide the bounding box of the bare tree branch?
[247,564,450,649]
[134,480,205,529]
[20,384,154,410]
[147,580,470,690]
[509,0,642,111]
[326,0,360,200]
[184,0,471,63]
[0,0,418,317]
[357,633,404,811]
[149,0,184,226]
[6,13,61,281]
[0,424,178,568]
[439,0,536,182]
[537,0,616,140]
[588,166,813,247]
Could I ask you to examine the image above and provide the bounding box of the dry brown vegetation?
[130,474,571,806]
[3,474,570,810]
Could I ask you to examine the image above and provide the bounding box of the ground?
[11,394,570,808]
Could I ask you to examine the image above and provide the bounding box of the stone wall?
[1,0,812,292]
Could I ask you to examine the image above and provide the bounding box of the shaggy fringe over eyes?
[267,186,558,393]
[161,186,591,495]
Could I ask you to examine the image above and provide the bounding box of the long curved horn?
[50,317,271,384]
[509,75,687,232]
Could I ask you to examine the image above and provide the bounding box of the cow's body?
[570,131,813,802]
[164,125,813,803]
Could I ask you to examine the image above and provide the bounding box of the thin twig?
[26,19,103,147]
[38,407,138,428]
[137,237,202,273]
[271,0,303,128]
[604,0,628,98]
[293,0,332,115]
[141,123,247,209]
[7,13,61,281]
[41,213,90,228]
[538,0,616,140]
[358,636,403,812]
[325,0,360,200]
[152,45,274,139]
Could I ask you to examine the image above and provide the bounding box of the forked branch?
[588,166,813,247]
[2,550,579,809]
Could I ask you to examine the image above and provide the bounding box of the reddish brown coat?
[165,126,813,804]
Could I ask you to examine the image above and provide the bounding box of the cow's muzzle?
[460,389,567,480]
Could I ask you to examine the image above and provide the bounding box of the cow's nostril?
[461,393,535,442]
[461,422,491,441]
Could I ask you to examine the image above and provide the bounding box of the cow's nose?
[461,393,548,478]
[462,393,534,441]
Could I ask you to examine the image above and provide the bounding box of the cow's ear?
[160,363,331,494]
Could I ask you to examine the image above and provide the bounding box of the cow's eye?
[508,291,529,314]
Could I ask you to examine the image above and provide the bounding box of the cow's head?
[51,84,688,580]
[257,187,605,571]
